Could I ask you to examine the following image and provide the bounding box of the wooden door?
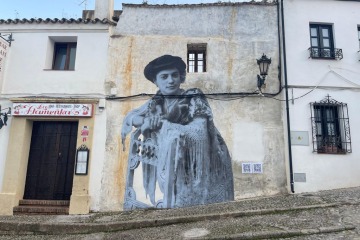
[24,121,78,200]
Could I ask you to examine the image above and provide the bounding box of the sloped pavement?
[0,187,360,239]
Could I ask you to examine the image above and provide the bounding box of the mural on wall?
[121,55,234,210]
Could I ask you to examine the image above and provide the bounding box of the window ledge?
[317,151,347,155]
[316,146,348,154]
[43,69,75,71]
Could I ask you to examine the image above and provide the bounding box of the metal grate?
[308,47,343,60]
[310,95,351,154]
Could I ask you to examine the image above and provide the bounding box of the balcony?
[308,47,343,60]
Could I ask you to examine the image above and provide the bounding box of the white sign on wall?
[0,37,9,83]
[12,103,93,117]
[242,162,263,174]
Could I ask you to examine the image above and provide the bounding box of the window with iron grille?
[310,95,351,154]
[187,44,206,73]
[53,42,77,70]
[358,26,360,50]
[309,24,342,60]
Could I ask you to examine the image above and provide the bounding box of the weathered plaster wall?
[101,3,286,211]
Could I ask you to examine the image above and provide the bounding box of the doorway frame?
[0,99,96,215]
[24,120,79,201]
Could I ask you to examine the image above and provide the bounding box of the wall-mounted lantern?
[0,106,11,129]
[75,144,90,175]
[257,53,272,89]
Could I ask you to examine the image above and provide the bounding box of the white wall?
[0,100,12,192]
[88,105,107,211]
[1,26,109,97]
[284,0,360,192]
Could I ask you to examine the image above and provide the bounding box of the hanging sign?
[0,37,9,84]
[81,126,89,142]
[75,144,90,175]
[12,103,93,117]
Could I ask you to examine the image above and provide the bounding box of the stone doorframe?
[0,98,97,215]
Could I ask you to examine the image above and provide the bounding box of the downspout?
[280,0,295,193]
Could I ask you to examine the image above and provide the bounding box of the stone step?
[18,199,70,207]
[13,200,70,215]
[13,205,69,215]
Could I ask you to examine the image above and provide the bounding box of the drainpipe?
[95,0,114,20]
[280,0,295,193]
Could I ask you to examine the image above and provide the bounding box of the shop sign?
[0,37,9,83]
[12,103,93,117]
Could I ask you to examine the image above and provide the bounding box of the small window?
[308,24,343,60]
[358,26,360,50]
[53,42,77,70]
[310,95,351,154]
[187,44,206,73]
[309,24,336,59]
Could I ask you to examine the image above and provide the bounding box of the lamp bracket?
[0,33,14,46]
[257,75,266,89]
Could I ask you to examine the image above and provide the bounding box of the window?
[52,42,77,70]
[358,26,360,50]
[308,24,343,60]
[310,95,351,154]
[187,44,206,73]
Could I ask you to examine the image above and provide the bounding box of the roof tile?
[0,18,116,26]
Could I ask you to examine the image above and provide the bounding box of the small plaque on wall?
[242,163,263,174]
[291,131,309,146]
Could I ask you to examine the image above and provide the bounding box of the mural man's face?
[154,68,182,95]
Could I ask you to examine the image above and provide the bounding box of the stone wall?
[100,2,286,211]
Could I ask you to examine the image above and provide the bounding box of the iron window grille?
[308,47,343,60]
[309,24,343,60]
[187,43,206,73]
[358,26,360,49]
[358,26,360,60]
[310,95,351,154]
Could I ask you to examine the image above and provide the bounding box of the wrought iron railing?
[308,47,343,60]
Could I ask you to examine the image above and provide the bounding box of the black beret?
[144,55,186,82]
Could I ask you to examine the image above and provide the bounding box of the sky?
[0,0,249,20]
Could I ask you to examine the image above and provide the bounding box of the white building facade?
[0,14,114,215]
[283,0,360,193]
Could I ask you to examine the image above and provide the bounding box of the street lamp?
[257,54,271,89]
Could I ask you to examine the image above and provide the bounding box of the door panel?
[24,121,78,200]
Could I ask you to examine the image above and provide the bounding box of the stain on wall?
[100,3,287,211]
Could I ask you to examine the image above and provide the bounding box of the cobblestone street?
[1,187,360,239]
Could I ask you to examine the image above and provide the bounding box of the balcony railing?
[308,47,343,60]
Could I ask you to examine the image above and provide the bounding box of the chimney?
[95,0,114,20]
